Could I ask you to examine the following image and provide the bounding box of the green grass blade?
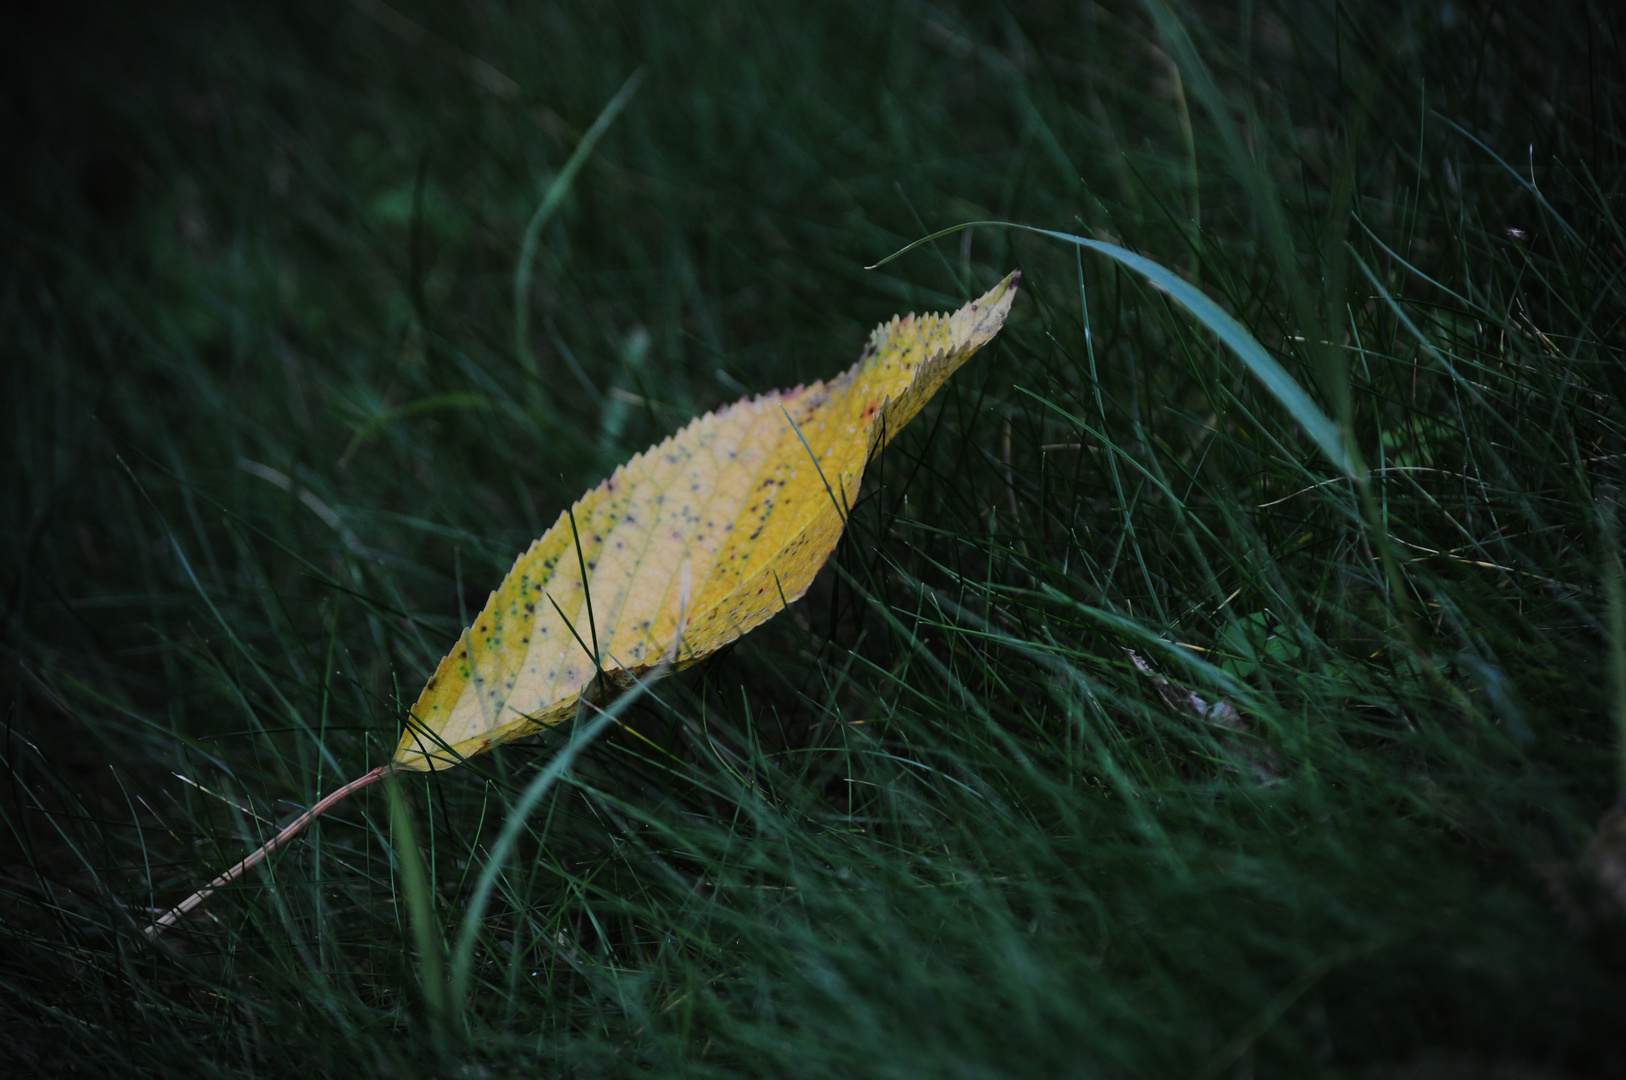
[873,222,1355,475]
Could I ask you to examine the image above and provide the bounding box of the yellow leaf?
[395,271,1020,771]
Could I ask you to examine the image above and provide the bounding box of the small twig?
[1124,648,1282,782]
[1125,648,1242,729]
[146,764,394,939]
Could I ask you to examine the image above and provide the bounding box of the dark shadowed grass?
[4,0,1625,1076]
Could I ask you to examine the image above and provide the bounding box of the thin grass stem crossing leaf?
[396,271,1019,770]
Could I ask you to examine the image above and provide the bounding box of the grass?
[4,0,1625,1075]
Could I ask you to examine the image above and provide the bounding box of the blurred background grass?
[3,0,1625,1076]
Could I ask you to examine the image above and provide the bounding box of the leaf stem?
[146,764,394,939]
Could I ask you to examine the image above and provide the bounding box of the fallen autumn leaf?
[148,270,1018,936]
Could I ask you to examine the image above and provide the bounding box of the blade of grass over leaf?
[446,650,672,1020]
